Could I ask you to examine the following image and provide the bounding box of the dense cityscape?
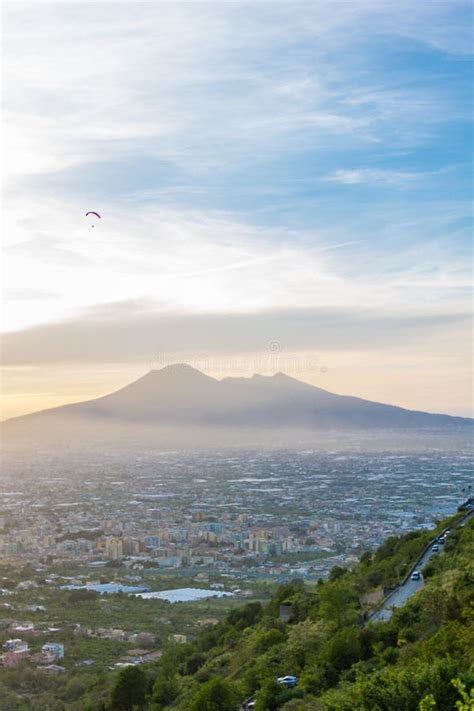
[1,448,471,577]
[0,445,470,679]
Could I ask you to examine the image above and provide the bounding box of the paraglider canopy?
[86,211,101,219]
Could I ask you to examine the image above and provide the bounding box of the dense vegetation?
[1,513,472,710]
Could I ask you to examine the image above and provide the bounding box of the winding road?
[240,508,473,709]
[368,509,473,624]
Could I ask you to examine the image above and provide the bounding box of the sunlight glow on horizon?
[1,0,472,418]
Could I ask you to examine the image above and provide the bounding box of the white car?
[278,675,298,688]
[411,571,421,581]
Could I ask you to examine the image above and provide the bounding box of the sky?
[1,0,473,420]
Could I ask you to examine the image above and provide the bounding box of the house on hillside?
[41,643,64,660]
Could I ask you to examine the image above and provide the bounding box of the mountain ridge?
[2,365,471,440]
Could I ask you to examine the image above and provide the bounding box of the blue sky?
[2,0,473,417]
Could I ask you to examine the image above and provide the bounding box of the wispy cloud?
[323,164,465,187]
[2,0,472,416]
[3,194,470,337]
[3,1,472,185]
[324,168,432,186]
[1,301,469,366]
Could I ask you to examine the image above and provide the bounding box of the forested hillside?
[1,514,472,710]
[140,513,474,711]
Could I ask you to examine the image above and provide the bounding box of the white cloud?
[3,1,470,184]
[1,0,472,334]
[1,1,472,419]
[323,164,463,186]
[1,302,469,366]
[324,168,422,185]
[2,189,470,337]
[2,193,359,330]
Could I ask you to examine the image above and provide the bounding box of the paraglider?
[85,211,101,227]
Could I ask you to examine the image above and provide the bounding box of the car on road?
[437,536,445,544]
[432,544,439,552]
[411,571,421,581]
[278,676,298,688]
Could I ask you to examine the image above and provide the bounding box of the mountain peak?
[146,364,215,380]
[272,371,293,380]
[3,363,471,437]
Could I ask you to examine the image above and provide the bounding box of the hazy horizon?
[2,1,473,421]
[2,362,473,424]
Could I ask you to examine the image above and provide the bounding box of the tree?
[62,677,88,702]
[151,675,180,708]
[190,677,239,711]
[109,665,148,711]
[254,628,285,654]
[68,589,98,603]
[242,666,260,697]
[321,627,362,672]
[356,659,460,711]
[420,588,446,628]
[227,602,263,630]
[319,579,359,628]
[285,619,326,670]
[281,700,323,710]
[158,642,196,676]
[254,680,283,711]
[254,680,301,711]
[452,678,474,711]
[182,652,206,675]
[329,565,347,581]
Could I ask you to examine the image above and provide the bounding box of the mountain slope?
[2,364,471,443]
[156,512,474,711]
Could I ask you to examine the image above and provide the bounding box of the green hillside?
[1,513,472,710]
[101,512,474,710]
